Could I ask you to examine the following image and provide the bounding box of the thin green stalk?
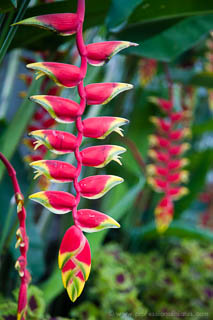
[0,199,15,255]
[0,13,5,28]
[0,11,15,48]
[0,0,31,65]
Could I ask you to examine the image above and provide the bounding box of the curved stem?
[72,0,87,221]
[0,152,30,320]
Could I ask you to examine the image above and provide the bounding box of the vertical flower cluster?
[147,97,190,232]
[139,58,157,87]
[0,153,30,320]
[16,0,135,301]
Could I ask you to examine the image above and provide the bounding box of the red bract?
[15,13,79,36]
[23,0,132,304]
[27,62,83,87]
[30,95,80,123]
[75,209,120,232]
[79,175,123,199]
[29,191,76,214]
[30,160,76,183]
[86,41,138,66]
[82,117,128,139]
[85,82,133,105]
[147,97,190,232]
[29,130,78,154]
[81,145,126,167]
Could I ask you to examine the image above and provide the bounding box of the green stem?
[0,13,5,28]
[0,11,15,48]
[0,0,30,65]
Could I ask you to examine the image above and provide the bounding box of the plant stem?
[0,11,15,48]
[0,152,30,320]
[0,0,31,65]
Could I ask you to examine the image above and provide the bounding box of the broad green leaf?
[138,221,213,242]
[106,0,143,30]
[0,1,14,13]
[190,72,213,88]
[118,15,213,62]
[0,78,42,182]
[129,0,213,24]
[192,120,213,136]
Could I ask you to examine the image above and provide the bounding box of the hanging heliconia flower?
[147,97,190,233]
[16,0,135,303]
[139,57,157,87]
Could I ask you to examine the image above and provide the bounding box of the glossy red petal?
[15,13,79,36]
[85,82,133,105]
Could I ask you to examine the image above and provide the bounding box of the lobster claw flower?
[85,82,133,105]
[75,209,120,232]
[149,97,173,113]
[80,145,126,168]
[58,226,91,302]
[30,160,76,183]
[29,130,78,154]
[155,197,174,233]
[27,62,83,88]
[86,41,138,66]
[82,117,129,139]
[30,95,80,123]
[14,13,79,36]
[29,191,76,214]
[168,186,189,200]
[79,175,123,199]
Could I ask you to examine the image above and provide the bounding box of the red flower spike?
[149,135,170,148]
[17,282,27,320]
[81,145,126,168]
[24,154,43,163]
[29,130,78,154]
[149,97,173,113]
[148,150,170,163]
[30,160,76,183]
[29,191,76,214]
[169,143,190,156]
[79,175,123,199]
[168,158,189,170]
[155,197,174,233]
[147,164,169,177]
[82,117,129,139]
[58,226,91,302]
[85,82,133,105]
[27,62,83,88]
[150,116,172,133]
[75,209,120,232]
[86,41,138,66]
[168,187,189,200]
[14,13,79,36]
[30,95,80,123]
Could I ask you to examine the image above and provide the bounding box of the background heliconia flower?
[147,97,190,232]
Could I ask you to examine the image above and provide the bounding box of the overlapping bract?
[147,97,190,233]
[20,2,133,303]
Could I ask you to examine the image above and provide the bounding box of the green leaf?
[0,1,14,13]
[106,0,143,30]
[129,0,213,24]
[10,0,17,8]
[0,78,42,182]
[190,71,213,88]
[138,221,213,242]
[175,150,213,217]
[120,15,213,62]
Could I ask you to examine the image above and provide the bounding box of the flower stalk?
[17,0,135,301]
[0,152,30,320]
